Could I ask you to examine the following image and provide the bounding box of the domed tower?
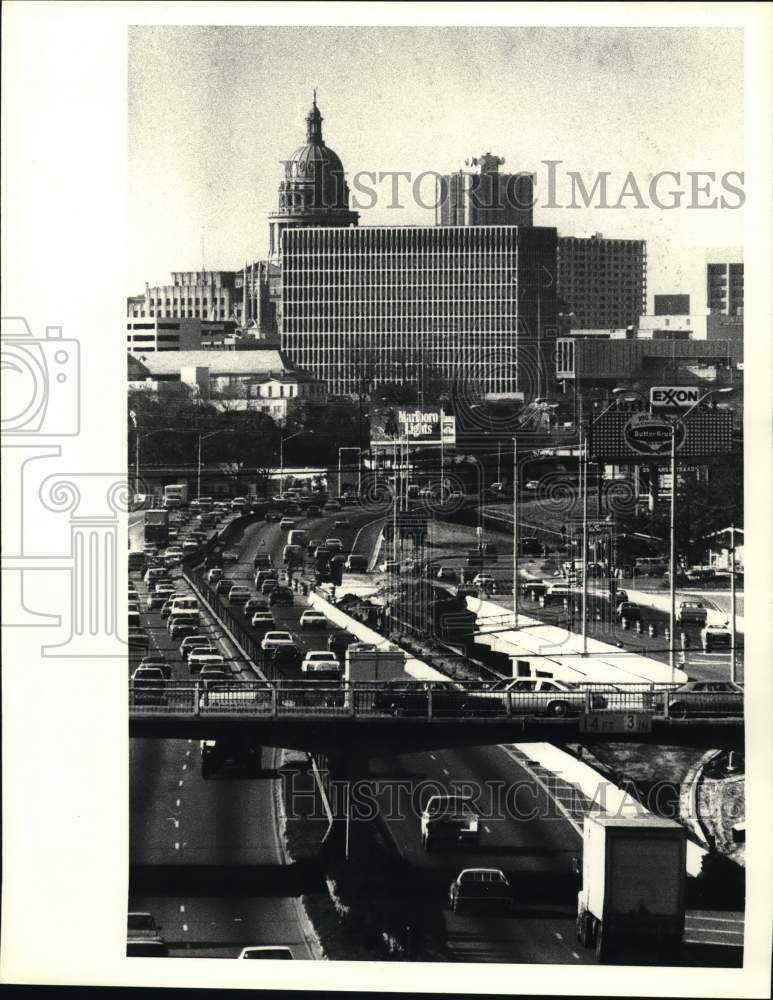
[269,93,359,257]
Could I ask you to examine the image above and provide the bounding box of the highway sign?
[580,712,653,735]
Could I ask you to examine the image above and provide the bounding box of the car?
[327,630,357,660]
[326,538,343,552]
[333,518,350,529]
[314,546,332,562]
[282,543,304,565]
[253,553,273,571]
[159,596,184,619]
[144,567,168,587]
[238,946,294,960]
[301,650,341,673]
[279,518,296,531]
[127,912,168,956]
[472,572,495,591]
[138,656,171,678]
[261,631,296,651]
[600,588,629,607]
[344,553,368,572]
[283,502,302,516]
[269,586,294,607]
[189,652,227,674]
[675,601,708,626]
[244,597,269,616]
[255,569,278,589]
[185,644,220,663]
[701,623,732,651]
[462,677,602,718]
[169,617,200,641]
[525,480,540,491]
[130,666,166,704]
[455,584,478,600]
[300,609,328,629]
[305,505,321,517]
[207,567,224,584]
[616,601,642,622]
[145,591,169,611]
[307,538,323,553]
[225,586,252,606]
[200,739,262,779]
[231,496,248,512]
[520,537,542,556]
[251,611,275,630]
[436,566,457,582]
[539,582,573,606]
[521,579,548,601]
[372,680,465,717]
[128,628,150,652]
[214,579,235,597]
[264,509,282,522]
[268,646,303,670]
[322,502,341,513]
[180,634,212,658]
[665,680,744,719]
[379,560,400,574]
[199,664,230,681]
[449,869,512,915]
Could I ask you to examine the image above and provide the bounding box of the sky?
[128,25,744,308]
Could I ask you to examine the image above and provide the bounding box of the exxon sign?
[650,386,701,411]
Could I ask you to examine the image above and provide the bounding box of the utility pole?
[668,422,677,681]
[730,523,737,683]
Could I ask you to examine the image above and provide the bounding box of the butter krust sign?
[622,413,684,456]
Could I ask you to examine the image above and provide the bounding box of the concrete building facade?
[280,224,558,397]
[557,233,647,330]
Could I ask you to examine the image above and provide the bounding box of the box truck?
[144,509,169,547]
[163,483,188,509]
[576,814,686,962]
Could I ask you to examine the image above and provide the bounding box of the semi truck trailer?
[576,814,686,962]
[163,483,188,509]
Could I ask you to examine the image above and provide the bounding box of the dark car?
[327,630,357,661]
[372,680,464,717]
[214,578,235,597]
[264,509,282,522]
[665,680,744,719]
[267,646,303,671]
[521,579,548,601]
[200,738,262,779]
[305,505,321,517]
[269,586,294,607]
[616,601,642,622]
[449,869,512,915]
[520,537,542,556]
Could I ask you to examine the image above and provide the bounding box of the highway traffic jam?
[128,487,744,963]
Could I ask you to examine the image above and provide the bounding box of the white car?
[238,946,294,960]
[379,560,400,574]
[189,652,226,674]
[207,567,223,584]
[525,480,540,491]
[301,651,341,673]
[701,623,732,651]
[230,497,248,512]
[472,573,496,590]
[300,610,327,629]
[261,631,296,651]
[170,596,198,615]
[325,538,343,552]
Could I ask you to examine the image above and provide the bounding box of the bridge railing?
[128,679,744,721]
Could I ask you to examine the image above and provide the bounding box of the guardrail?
[129,679,744,722]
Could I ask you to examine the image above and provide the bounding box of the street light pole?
[669,422,677,680]
[730,523,737,683]
[512,436,518,628]
[581,425,589,656]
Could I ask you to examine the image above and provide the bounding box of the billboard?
[588,410,733,462]
[370,406,456,447]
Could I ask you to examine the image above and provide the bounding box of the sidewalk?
[469,595,687,685]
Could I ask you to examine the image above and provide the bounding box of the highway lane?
[354,743,594,964]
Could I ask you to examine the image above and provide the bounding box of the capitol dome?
[269,94,358,256]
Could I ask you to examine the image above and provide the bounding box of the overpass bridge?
[129,681,744,756]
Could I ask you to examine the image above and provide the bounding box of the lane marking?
[175,799,180,808]
[178,780,184,787]
[179,905,185,913]
[182,924,189,932]
[555,932,563,941]
[483,825,491,834]
[181,764,187,771]
[185,750,191,757]
[442,768,449,776]
[429,754,436,761]
[572,951,580,961]
[174,842,180,850]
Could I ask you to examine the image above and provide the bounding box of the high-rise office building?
[281,224,557,397]
[557,233,647,330]
[268,94,359,258]
[435,153,534,228]
[127,271,238,321]
[706,248,744,317]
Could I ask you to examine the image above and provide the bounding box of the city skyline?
[129,25,744,305]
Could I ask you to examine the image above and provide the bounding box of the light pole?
[730,524,737,683]
[512,436,518,628]
[278,429,313,496]
[129,411,139,495]
[198,429,234,500]
[666,386,733,679]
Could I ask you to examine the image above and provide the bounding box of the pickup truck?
[420,794,480,851]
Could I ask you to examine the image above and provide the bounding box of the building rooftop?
[128,349,313,379]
